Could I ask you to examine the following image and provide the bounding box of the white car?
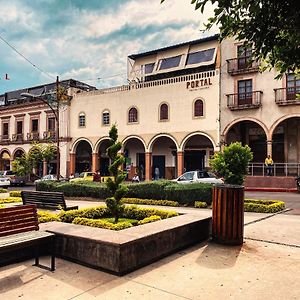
[0,176,11,188]
[173,170,223,184]
[34,174,67,184]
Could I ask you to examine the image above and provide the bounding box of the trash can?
[212,184,244,245]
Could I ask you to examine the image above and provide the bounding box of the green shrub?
[194,201,208,208]
[123,197,179,207]
[102,217,139,226]
[72,217,133,230]
[123,205,178,220]
[244,199,285,213]
[0,204,4,209]
[0,188,8,193]
[0,197,22,204]
[138,215,161,225]
[38,211,61,223]
[9,191,22,197]
[59,206,109,223]
[164,183,212,206]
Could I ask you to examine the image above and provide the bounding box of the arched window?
[194,100,204,117]
[159,103,169,121]
[102,110,110,125]
[128,107,138,123]
[79,112,86,127]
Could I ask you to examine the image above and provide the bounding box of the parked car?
[0,176,11,188]
[34,174,68,184]
[0,170,27,186]
[173,170,223,184]
[69,172,94,182]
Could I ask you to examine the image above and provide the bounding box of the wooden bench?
[22,191,78,211]
[0,205,55,271]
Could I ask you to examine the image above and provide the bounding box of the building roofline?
[128,34,219,60]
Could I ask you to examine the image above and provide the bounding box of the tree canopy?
[162,0,300,76]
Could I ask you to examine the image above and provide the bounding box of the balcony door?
[286,74,300,100]
[238,79,253,105]
[237,45,252,70]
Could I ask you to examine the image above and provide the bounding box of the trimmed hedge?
[38,211,61,223]
[0,197,22,204]
[138,215,161,225]
[73,217,133,230]
[9,191,22,197]
[0,204,4,209]
[0,188,8,193]
[244,199,285,213]
[194,201,208,208]
[36,180,212,206]
[123,198,179,207]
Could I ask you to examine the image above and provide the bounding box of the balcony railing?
[227,91,262,110]
[43,130,56,140]
[0,135,10,143]
[274,87,300,105]
[11,133,24,142]
[27,132,40,141]
[227,58,259,75]
[248,163,300,177]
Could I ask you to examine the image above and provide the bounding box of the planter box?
[41,214,211,275]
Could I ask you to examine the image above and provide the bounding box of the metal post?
[56,76,60,181]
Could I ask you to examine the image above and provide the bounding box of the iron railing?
[274,87,300,105]
[227,91,262,110]
[43,130,56,140]
[11,133,24,142]
[248,163,300,177]
[27,132,40,141]
[227,58,259,75]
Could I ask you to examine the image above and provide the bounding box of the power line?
[0,34,56,80]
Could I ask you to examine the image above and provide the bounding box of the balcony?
[27,132,40,141]
[227,91,262,110]
[43,130,56,140]
[11,133,24,143]
[227,58,259,75]
[274,87,300,106]
[0,135,10,144]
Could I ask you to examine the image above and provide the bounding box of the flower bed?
[38,205,179,230]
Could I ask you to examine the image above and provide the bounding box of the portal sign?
[186,77,212,90]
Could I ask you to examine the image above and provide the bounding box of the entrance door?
[100,157,110,176]
[152,155,165,179]
[184,150,206,171]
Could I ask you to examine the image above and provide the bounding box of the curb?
[245,187,298,193]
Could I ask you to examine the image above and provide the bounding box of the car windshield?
[79,173,84,178]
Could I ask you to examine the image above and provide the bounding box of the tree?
[105,124,128,223]
[161,0,300,77]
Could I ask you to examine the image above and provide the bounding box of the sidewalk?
[1,206,299,299]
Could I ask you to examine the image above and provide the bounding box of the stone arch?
[0,148,11,171]
[122,135,147,152]
[180,131,216,151]
[70,138,94,154]
[94,137,110,154]
[148,133,179,152]
[270,114,300,137]
[12,148,26,159]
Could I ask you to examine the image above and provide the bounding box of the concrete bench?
[0,205,55,271]
[22,191,78,211]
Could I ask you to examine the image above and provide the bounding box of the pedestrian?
[132,173,140,183]
[93,170,101,182]
[265,154,274,176]
[154,166,160,180]
[69,173,74,180]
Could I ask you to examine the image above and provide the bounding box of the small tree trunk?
[212,185,244,245]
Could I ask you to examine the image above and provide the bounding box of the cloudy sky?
[0,0,217,94]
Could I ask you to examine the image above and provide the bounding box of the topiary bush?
[210,142,253,185]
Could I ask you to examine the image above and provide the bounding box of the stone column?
[92,153,99,173]
[267,140,272,157]
[69,153,76,175]
[43,159,48,176]
[145,152,152,181]
[177,151,184,177]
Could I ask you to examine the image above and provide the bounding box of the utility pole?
[56,75,60,181]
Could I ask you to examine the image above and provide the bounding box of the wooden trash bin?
[212,184,244,245]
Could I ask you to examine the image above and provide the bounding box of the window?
[2,122,9,136]
[194,100,204,117]
[79,113,86,127]
[102,110,110,125]
[286,74,300,100]
[144,63,155,74]
[48,117,56,131]
[238,79,253,105]
[128,107,138,123]
[237,45,252,70]
[31,119,39,132]
[186,48,215,65]
[159,103,169,121]
[16,121,23,134]
[159,55,181,70]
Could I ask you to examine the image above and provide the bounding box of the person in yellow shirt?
[265,155,274,176]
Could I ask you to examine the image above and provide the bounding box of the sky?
[0,0,217,94]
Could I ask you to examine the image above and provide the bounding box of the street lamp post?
[21,75,61,181]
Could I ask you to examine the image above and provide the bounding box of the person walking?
[154,166,160,180]
[265,155,274,176]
